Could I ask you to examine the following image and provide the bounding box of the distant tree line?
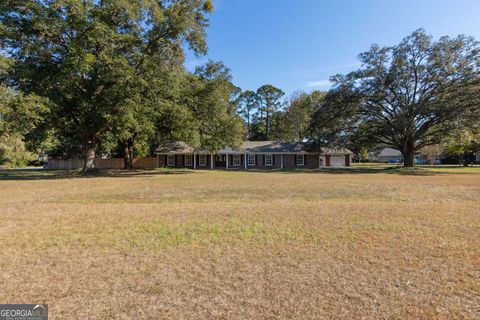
[1,0,479,172]
[234,85,325,142]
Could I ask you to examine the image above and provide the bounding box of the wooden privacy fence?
[48,157,157,170]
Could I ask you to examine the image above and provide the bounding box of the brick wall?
[227,154,244,169]
[305,154,320,169]
[282,154,295,169]
[196,154,212,169]
[247,154,282,169]
[161,154,213,169]
[47,153,349,170]
[245,154,321,169]
[282,154,320,169]
[345,154,351,166]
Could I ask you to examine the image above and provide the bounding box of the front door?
[215,154,226,168]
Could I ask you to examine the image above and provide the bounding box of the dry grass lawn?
[0,166,479,319]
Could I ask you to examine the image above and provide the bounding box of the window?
[167,155,176,167]
[296,154,305,166]
[184,155,192,167]
[232,155,241,166]
[199,154,207,166]
[247,154,256,166]
[265,154,273,166]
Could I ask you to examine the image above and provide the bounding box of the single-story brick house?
[155,141,353,169]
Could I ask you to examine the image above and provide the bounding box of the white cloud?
[306,80,331,88]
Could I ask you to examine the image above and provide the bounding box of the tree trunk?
[402,146,415,168]
[123,137,134,170]
[83,139,98,172]
[463,153,469,167]
[265,111,270,139]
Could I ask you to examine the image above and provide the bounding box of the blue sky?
[185,0,480,97]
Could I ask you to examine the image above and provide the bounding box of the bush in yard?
[0,135,37,168]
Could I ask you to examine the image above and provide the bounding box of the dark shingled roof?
[156,141,352,155]
[319,147,354,155]
[155,141,195,154]
[236,141,305,153]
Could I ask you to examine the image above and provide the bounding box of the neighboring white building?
[370,148,403,163]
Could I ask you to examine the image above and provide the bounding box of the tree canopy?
[1,0,248,170]
[310,29,480,166]
[2,14,480,170]
[255,85,285,140]
[0,0,223,170]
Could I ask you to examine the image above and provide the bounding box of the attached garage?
[321,148,353,167]
[330,155,346,167]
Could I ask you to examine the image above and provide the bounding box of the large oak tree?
[1,0,213,171]
[312,29,480,167]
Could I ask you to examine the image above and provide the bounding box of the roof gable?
[154,141,195,154]
[240,141,305,153]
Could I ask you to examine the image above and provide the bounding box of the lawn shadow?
[245,166,442,176]
[1,165,476,180]
[0,168,195,181]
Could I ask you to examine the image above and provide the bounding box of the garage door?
[330,155,345,167]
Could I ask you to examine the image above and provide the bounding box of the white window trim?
[247,154,256,166]
[184,154,193,167]
[167,155,176,167]
[199,154,207,166]
[296,154,305,166]
[265,154,273,166]
[232,154,241,166]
